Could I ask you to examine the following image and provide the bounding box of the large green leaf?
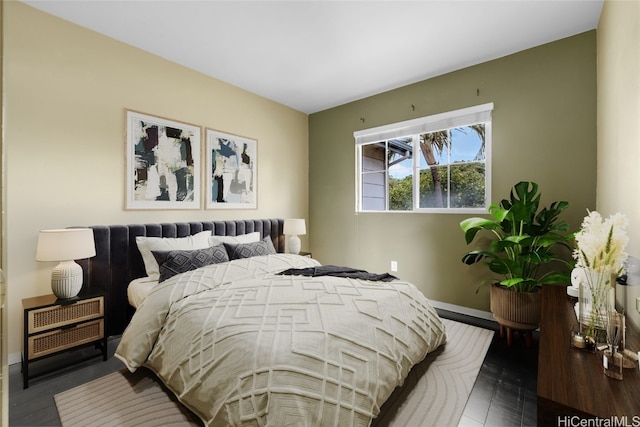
[503,235,530,244]
[487,258,521,276]
[461,250,491,265]
[535,201,570,231]
[539,272,571,285]
[490,239,513,252]
[488,204,509,222]
[460,217,500,244]
[500,277,527,287]
[460,217,496,230]
[511,181,540,209]
[500,277,539,292]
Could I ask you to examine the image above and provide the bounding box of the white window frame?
[355,103,493,214]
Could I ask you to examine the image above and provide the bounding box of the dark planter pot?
[490,283,541,331]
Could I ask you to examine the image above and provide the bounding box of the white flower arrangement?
[573,211,629,275]
[572,211,629,341]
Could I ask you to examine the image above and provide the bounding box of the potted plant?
[460,181,574,340]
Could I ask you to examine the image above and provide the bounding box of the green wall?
[309,31,597,313]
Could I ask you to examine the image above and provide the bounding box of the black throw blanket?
[278,265,397,282]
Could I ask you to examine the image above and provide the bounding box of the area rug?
[55,318,493,427]
[54,367,202,427]
[373,318,494,426]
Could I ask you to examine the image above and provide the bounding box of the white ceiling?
[21,0,603,114]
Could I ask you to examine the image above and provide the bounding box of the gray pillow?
[224,237,276,260]
[152,244,229,282]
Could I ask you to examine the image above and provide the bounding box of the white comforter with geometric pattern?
[115,254,446,426]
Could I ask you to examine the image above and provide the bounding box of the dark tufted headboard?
[77,219,285,337]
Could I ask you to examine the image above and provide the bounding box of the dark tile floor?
[9,337,123,427]
[439,310,539,427]
[9,312,538,427]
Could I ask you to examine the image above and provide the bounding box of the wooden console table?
[537,285,640,424]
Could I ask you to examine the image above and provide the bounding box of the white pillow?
[208,231,261,247]
[136,231,212,279]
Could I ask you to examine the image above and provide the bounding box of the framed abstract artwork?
[125,110,201,209]
[205,129,257,209]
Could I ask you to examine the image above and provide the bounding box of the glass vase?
[603,347,624,380]
[577,268,614,345]
[603,310,624,380]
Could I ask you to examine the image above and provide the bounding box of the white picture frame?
[205,128,257,209]
[125,110,201,210]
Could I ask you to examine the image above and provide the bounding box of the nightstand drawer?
[22,293,108,388]
[27,296,103,334]
[28,319,104,360]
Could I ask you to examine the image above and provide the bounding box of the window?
[355,103,492,213]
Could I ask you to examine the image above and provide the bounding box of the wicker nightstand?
[22,293,107,388]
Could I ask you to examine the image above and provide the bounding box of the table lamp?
[283,219,306,255]
[36,228,96,299]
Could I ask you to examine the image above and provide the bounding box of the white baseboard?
[430,300,494,322]
[9,352,21,366]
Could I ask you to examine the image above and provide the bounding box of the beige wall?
[1,0,6,422]
[309,32,597,314]
[4,2,309,359]
[597,0,640,329]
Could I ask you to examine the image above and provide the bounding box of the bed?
[78,219,288,337]
[78,218,447,426]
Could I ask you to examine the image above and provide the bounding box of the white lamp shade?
[36,228,96,261]
[36,228,96,299]
[283,219,306,236]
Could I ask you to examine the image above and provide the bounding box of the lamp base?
[288,235,301,255]
[51,260,83,299]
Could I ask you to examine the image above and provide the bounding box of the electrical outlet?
[391,261,398,272]
[636,297,640,314]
